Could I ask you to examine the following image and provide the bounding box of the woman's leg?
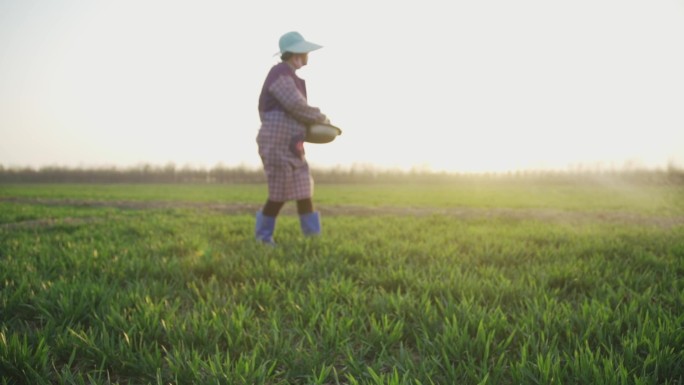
[256,200,285,245]
[296,198,314,215]
[263,200,285,217]
[297,198,321,236]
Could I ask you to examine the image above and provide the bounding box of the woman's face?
[291,53,309,69]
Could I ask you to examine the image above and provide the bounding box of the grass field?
[1,178,683,384]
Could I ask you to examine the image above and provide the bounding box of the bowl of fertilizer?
[306,123,342,144]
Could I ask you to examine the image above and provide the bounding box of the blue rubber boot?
[255,211,276,246]
[299,211,321,236]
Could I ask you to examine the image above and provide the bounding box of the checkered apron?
[257,111,312,201]
[257,74,327,202]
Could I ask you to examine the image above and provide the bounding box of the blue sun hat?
[276,31,322,55]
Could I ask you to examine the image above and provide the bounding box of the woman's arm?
[269,76,328,124]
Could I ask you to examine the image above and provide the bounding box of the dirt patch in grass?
[2,197,683,228]
[323,205,684,228]
[0,216,103,230]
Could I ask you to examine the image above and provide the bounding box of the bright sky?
[1,0,683,173]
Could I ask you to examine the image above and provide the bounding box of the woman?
[255,31,330,245]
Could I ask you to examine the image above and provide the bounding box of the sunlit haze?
[1,0,683,173]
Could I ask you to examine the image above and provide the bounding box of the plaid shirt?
[257,64,327,201]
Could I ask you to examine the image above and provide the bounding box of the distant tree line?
[0,164,263,184]
[0,163,683,185]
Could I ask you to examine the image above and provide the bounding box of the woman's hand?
[289,133,306,160]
